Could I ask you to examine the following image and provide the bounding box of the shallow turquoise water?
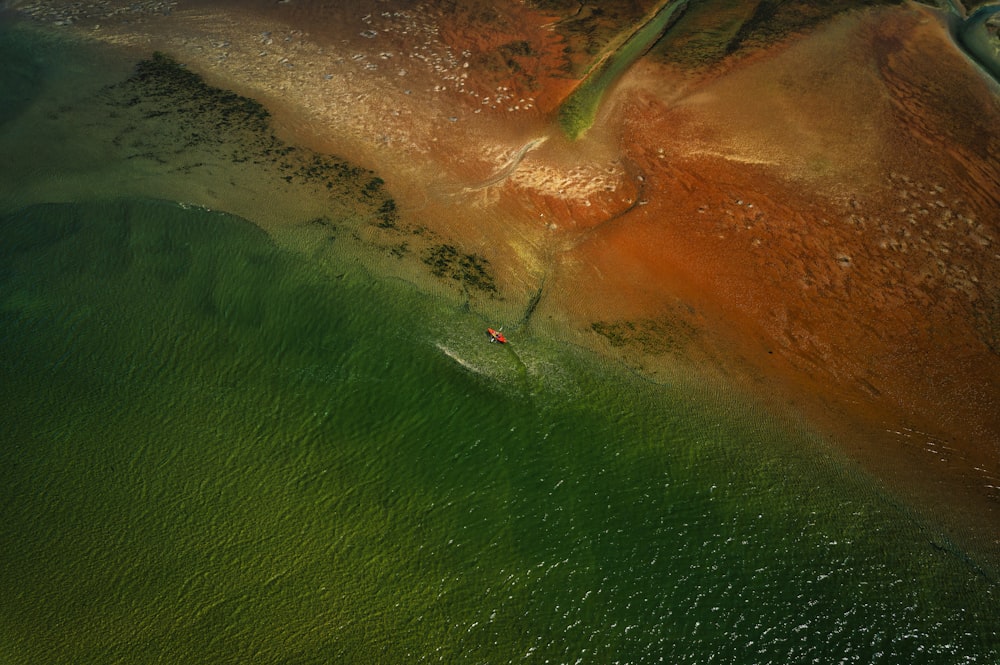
[1,18,998,665]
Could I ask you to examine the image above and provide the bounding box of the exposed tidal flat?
[1,10,1000,665]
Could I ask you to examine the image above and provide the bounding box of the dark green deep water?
[1,20,998,665]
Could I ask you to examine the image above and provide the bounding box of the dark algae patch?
[472,39,545,91]
[423,244,498,295]
[651,0,905,68]
[591,315,699,355]
[130,52,271,134]
[533,0,660,67]
[93,51,400,230]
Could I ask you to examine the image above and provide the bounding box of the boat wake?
[436,342,483,375]
[435,338,581,401]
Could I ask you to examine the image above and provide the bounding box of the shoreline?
[3,1,998,571]
[937,2,1000,86]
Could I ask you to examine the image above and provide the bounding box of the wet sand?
[8,0,999,567]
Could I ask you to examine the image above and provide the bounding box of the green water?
[958,4,1000,84]
[558,0,688,139]
[1,18,998,665]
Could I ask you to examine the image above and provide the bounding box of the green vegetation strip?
[558,0,688,139]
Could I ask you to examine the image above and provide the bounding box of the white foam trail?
[436,343,483,375]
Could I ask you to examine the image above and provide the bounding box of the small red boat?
[487,327,507,344]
